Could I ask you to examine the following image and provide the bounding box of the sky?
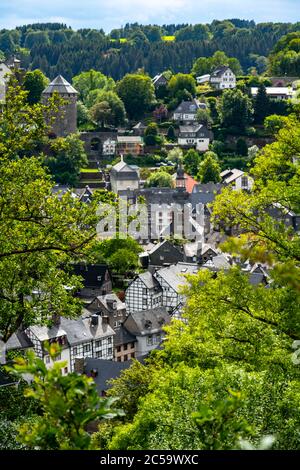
[0,0,299,32]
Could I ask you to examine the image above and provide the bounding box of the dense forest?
[1,20,300,79]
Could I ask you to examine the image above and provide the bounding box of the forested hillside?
[1,20,300,79]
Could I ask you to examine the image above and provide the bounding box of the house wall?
[173,112,196,122]
[110,176,139,193]
[231,175,254,191]
[114,342,136,362]
[134,332,164,357]
[125,277,162,313]
[69,335,114,371]
[154,273,181,308]
[178,137,210,152]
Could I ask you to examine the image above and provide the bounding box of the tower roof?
[42,75,78,95]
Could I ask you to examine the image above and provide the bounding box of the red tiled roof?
[184,173,197,193]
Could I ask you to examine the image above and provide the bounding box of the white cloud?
[0,0,299,31]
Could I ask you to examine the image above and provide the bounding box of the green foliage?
[116,74,156,120]
[253,84,270,124]
[7,345,123,449]
[167,147,183,164]
[72,69,115,103]
[167,125,176,142]
[191,51,242,76]
[264,114,286,135]
[0,83,101,342]
[86,90,126,126]
[197,152,221,183]
[269,31,300,76]
[219,89,253,131]
[236,138,248,156]
[196,107,212,126]
[144,122,160,146]
[45,133,88,185]
[184,149,201,175]
[109,249,139,275]
[145,170,173,188]
[167,73,196,101]
[23,69,49,105]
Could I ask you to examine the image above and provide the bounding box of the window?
[130,342,135,349]
[73,347,78,355]
[117,356,122,362]
[64,367,68,374]
[54,353,61,361]
[117,346,121,352]
[147,335,153,346]
[241,176,248,188]
[142,298,147,307]
[95,340,102,348]
[124,354,128,361]
[108,347,113,355]
[124,343,128,351]
[96,351,102,358]
[83,344,91,353]
[155,334,161,344]
[45,355,50,364]
[107,337,112,344]
[142,288,147,295]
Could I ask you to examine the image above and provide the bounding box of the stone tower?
[42,75,78,137]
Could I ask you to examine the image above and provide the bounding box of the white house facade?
[210,66,236,90]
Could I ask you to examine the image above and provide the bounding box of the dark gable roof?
[43,75,78,95]
[6,330,33,351]
[123,307,170,336]
[174,99,199,115]
[72,264,110,288]
[179,124,212,139]
[138,271,161,289]
[211,66,232,77]
[84,358,130,393]
[0,368,18,387]
[114,325,137,347]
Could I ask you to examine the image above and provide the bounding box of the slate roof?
[6,330,33,351]
[84,357,130,393]
[211,66,232,78]
[179,124,212,139]
[93,293,126,313]
[174,99,199,115]
[221,169,245,184]
[155,262,199,292]
[123,307,170,336]
[138,271,161,289]
[43,75,78,95]
[114,325,137,347]
[60,317,93,345]
[72,264,110,288]
[202,254,231,271]
[0,369,17,387]
[28,324,67,342]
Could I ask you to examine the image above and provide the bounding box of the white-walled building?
[210,66,236,90]
[102,138,116,156]
[250,87,295,100]
[178,124,212,151]
[110,157,140,193]
[221,169,254,191]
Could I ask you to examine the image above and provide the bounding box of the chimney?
[91,314,99,326]
[74,357,85,374]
